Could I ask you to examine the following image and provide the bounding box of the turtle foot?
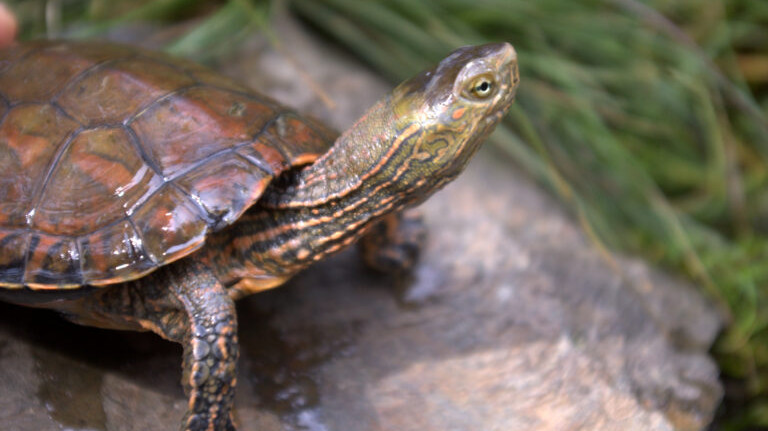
[359,210,427,273]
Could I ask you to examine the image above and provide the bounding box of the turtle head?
[390,42,519,201]
[271,43,518,212]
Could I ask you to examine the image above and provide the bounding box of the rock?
[0,12,722,431]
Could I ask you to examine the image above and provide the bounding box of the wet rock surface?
[0,14,722,431]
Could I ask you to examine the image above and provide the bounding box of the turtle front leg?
[359,210,427,273]
[64,260,239,431]
[172,264,239,431]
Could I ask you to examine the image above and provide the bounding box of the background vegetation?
[7,0,768,428]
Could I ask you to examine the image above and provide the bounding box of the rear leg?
[63,260,239,431]
[359,210,427,273]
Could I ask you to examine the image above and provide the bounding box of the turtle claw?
[360,210,427,273]
[183,414,236,431]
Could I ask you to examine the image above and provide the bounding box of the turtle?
[0,40,519,430]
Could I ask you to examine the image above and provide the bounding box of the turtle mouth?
[484,43,518,127]
[482,107,508,128]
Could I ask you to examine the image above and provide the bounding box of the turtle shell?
[0,41,336,290]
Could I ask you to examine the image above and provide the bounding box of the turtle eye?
[465,73,496,100]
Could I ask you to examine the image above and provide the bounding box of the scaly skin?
[1,42,519,431]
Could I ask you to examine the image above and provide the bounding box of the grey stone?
[0,13,722,431]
